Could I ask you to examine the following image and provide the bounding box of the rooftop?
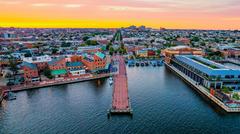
[175,55,240,76]
[168,46,201,51]
[51,69,67,76]
[66,62,83,67]
[95,52,105,59]
[22,61,37,70]
[48,56,65,65]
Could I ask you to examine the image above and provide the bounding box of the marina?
[127,59,163,67]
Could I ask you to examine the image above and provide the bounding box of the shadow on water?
[91,78,108,88]
[108,114,133,120]
[26,89,40,98]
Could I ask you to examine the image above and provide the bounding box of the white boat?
[109,77,113,85]
[5,91,16,101]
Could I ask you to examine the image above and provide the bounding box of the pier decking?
[109,56,132,116]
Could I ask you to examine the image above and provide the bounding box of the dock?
[108,56,132,116]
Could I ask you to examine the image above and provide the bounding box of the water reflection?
[1,66,240,134]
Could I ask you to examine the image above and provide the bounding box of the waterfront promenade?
[165,63,240,113]
[0,73,113,93]
[109,56,132,115]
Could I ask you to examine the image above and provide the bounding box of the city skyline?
[0,0,240,29]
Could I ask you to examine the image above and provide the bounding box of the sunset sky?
[0,0,239,29]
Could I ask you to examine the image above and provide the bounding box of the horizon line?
[0,26,239,31]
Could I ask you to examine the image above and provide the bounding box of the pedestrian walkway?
[109,56,132,116]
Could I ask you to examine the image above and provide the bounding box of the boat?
[151,61,157,67]
[136,62,140,67]
[4,91,16,101]
[128,60,135,67]
[109,77,113,85]
[145,61,149,66]
[157,60,163,66]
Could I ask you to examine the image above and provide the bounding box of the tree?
[144,44,149,48]
[43,67,54,79]
[52,48,58,54]
[222,86,232,94]
[109,47,114,56]
[129,55,134,59]
[82,36,89,41]
[24,52,32,57]
[150,39,154,43]
[200,42,206,46]
[157,49,161,55]
[86,40,98,46]
[9,58,18,83]
[106,42,112,50]
[191,36,200,42]
[80,43,87,47]
[231,38,236,43]
[233,93,240,100]
[119,31,123,41]
[61,42,71,47]
[214,38,220,43]
[123,48,127,54]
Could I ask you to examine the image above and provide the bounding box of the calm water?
[1,66,240,134]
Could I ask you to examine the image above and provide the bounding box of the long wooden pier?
[108,56,132,116]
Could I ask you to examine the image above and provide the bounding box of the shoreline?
[1,73,113,93]
[165,63,240,113]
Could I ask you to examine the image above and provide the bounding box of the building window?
[225,75,230,79]
[210,83,215,88]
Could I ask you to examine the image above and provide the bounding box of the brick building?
[66,62,86,76]
[82,52,107,72]
[21,62,40,83]
[48,57,67,77]
[23,55,52,71]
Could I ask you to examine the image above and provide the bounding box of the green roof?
[51,69,67,75]
[105,63,110,69]
[66,62,83,67]
[95,52,105,59]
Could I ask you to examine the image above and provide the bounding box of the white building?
[23,55,52,63]
[69,69,86,76]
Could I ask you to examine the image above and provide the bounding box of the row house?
[48,57,67,78]
[21,62,40,83]
[22,55,52,71]
[82,52,107,72]
[66,62,86,76]
[136,48,157,57]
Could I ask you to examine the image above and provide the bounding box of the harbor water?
[0,66,240,134]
